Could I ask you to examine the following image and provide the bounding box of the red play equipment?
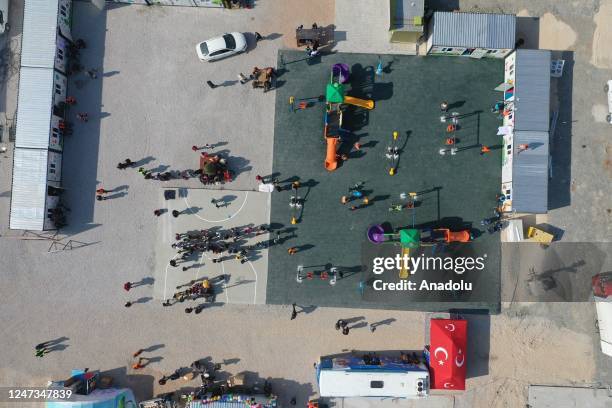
[325,137,339,171]
[442,228,471,242]
[427,318,468,390]
[421,228,472,243]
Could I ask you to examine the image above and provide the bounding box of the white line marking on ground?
[246,259,258,304]
[166,190,259,305]
[162,253,180,301]
[183,191,249,223]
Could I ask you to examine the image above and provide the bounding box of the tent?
[428,318,467,390]
[46,370,137,408]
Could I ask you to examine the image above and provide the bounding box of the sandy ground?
[516,9,577,51]
[591,104,608,123]
[458,304,597,407]
[591,0,612,69]
[275,0,335,49]
[538,13,577,51]
[0,299,601,407]
[0,1,610,408]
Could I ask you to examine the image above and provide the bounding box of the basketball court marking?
[183,191,250,223]
[162,191,260,304]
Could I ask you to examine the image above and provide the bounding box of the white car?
[606,80,612,124]
[196,32,247,62]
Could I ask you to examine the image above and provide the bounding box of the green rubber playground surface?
[266,50,503,313]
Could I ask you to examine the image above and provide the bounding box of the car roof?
[205,36,228,52]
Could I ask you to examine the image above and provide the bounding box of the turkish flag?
[429,319,467,390]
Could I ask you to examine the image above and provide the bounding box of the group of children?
[340,182,370,211]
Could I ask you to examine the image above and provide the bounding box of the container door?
[48,152,63,182]
[53,73,67,107]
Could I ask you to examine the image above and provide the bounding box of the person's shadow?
[220,80,239,87]
[40,337,70,353]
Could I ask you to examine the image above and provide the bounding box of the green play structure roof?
[399,229,421,248]
[326,82,345,104]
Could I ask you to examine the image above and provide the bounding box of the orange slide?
[343,95,374,110]
[325,138,339,171]
[439,229,472,242]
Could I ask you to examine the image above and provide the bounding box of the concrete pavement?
[154,188,270,304]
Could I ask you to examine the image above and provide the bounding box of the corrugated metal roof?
[431,12,516,49]
[512,131,549,214]
[514,49,551,132]
[9,148,49,230]
[21,0,60,69]
[15,67,54,149]
[390,0,425,32]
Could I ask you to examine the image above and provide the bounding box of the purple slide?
[332,63,350,84]
[367,224,386,244]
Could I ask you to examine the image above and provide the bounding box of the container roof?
[513,49,551,132]
[9,148,49,230]
[431,12,516,49]
[21,0,60,69]
[15,67,55,149]
[512,130,549,214]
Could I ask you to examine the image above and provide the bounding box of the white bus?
[316,355,429,398]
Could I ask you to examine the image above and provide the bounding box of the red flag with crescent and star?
[429,318,467,390]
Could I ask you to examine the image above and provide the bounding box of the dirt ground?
[591,0,612,69]
[538,12,577,51]
[460,303,597,407]
[260,0,335,49]
[516,9,577,51]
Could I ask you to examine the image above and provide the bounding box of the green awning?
[326,82,345,104]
